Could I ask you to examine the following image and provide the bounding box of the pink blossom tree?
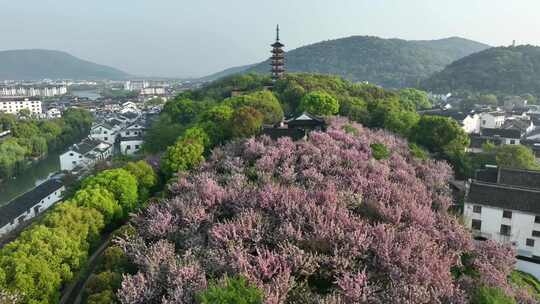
[118,118,526,303]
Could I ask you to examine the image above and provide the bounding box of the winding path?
[59,236,113,304]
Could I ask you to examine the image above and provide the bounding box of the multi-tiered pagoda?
[271,25,285,82]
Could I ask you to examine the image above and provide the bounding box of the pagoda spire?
[270,24,285,83]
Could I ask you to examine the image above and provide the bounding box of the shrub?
[197,277,263,304]
[370,143,390,160]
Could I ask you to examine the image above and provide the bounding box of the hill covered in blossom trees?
[117,118,534,303]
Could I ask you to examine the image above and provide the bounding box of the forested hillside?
[0,49,129,80]
[423,45,540,95]
[2,73,538,304]
[241,36,489,88]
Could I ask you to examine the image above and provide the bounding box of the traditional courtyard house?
[464,167,540,279]
[503,118,534,135]
[480,128,522,145]
[60,138,113,172]
[0,179,65,237]
[89,122,117,145]
[480,111,506,129]
[118,120,148,155]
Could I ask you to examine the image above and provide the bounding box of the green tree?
[368,98,419,137]
[0,113,16,131]
[197,277,263,304]
[495,145,539,170]
[298,91,339,116]
[71,188,122,225]
[231,107,264,138]
[161,135,205,176]
[399,88,432,110]
[198,105,234,146]
[0,139,27,178]
[82,169,139,214]
[124,161,157,201]
[143,113,185,153]
[411,115,470,155]
[339,96,369,124]
[224,90,284,124]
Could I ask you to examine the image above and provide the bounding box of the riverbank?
[0,151,61,205]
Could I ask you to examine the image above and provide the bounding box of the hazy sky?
[1,0,538,78]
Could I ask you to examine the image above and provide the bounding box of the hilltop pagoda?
[270,25,285,82]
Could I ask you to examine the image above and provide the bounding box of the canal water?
[71,90,101,100]
[0,152,61,206]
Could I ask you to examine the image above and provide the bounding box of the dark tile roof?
[503,119,531,133]
[481,128,522,139]
[71,138,102,155]
[475,166,499,183]
[419,109,468,121]
[262,127,306,141]
[468,181,540,214]
[120,135,144,142]
[498,168,540,189]
[469,135,502,148]
[0,179,64,227]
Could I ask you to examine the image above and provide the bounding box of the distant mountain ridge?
[0,49,130,80]
[423,45,540,95]
[205,36,490,88]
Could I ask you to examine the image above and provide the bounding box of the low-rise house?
[60,138,113,172]
[467,135,502,153]
[0,179,65,237]
[503,118,534,135]
[464,167,540,279]
[89,122,118,145]
[480,128,522,145]
[480,111,506,129]
[46,108,62,119]
[119,135,144,155]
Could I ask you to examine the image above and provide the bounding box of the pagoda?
[270,25,285,82]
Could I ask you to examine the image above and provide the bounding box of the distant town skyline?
[1,0,538,78]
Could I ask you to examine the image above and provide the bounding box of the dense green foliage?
[299,91,339,116]
[370,143,391,160]
[495,145,540,170]
[161,128,206,176]
[424,45,540,95]
[0,49,128,80]
[0,108,93,180]
[472,286,516,304]
[147,73,470,175]
[82,227,137,304]
[246,36,489,88]
[196,277,263,304]
[0,162,156,304]
[510,271,540,301]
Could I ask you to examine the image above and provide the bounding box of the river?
[71,90,101,100]
[0,152,61,206]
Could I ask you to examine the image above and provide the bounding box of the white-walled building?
[89,123,119,145]
[465,167,540,279]
[0,98,42,115]
[46,108,62,119]
[0,179,65,237]
[60,138,113,172]
[119,135,144,155]
[0,86,67,97]
[480,112,506,129]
